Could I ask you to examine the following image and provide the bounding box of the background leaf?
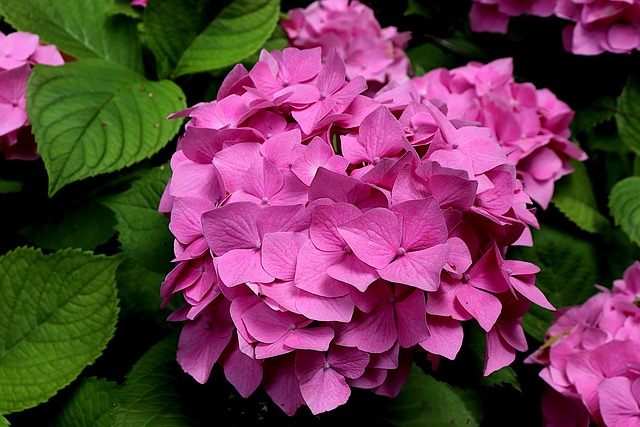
[21,199,116,251]
[0,0,142,72]
[381,364,482,427]
[172,0,280,78]
[113,336,191,427]
[52,377,119,427]
[617,76,640,155]
[0,248,120,414]
[27,59,186,196]
[550,160,610,234]
[609,176,640,247]
[103,165,174,274]
[508,226,599,341]
[0,179,22,194]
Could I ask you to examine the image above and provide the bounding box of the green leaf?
[609,176,640,247]
[0,179,22,194]
[0,248,120,414]
[551,160,610,234]
[21,199,116,251]
[572,96,616,134]
[116,259,180,322]
[172,0,280,78]
[27,59,186,196]
[103,165,173,274]
[404,0,430,17]
[52,377,119,427]
[0,0,142,72]
[509,226,599,341]
[0,415,9,426]
[113,336,191,427]
[617,76,640,156]
[381,364,482,427]
[407,43,456,75]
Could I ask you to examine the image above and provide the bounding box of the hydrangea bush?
[1,0,640,426]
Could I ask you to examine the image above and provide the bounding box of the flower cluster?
[525,261,640,426]
[281,0,412,90]
[0,31,64,160]
[159,46,553,416]
[470,0,640,55]
[411,57,587,209]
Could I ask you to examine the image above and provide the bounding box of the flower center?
[397,247,406,256]
[462,273,471,283]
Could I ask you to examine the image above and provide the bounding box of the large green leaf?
[381,364,482,427]
[103,165,174,274]
[27,59,186,196]
[113,336,191,427]
[170,0,280,78]
[52,377,119,427]
[617,76,640,155]
[0,0,142,72]
[551,160,610,234]
[0,248,120,414]
[509,226,599,341]
[21,199,116,251]
[609,176,640,247]
[0,415,8,426]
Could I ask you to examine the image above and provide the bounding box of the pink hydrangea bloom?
[526,261,640,426]
[130,0,147,7]
[470,0,556,33]
[0,31,64,160]
[412,57,587,209]
[281,0,413,90]
[556,0,640,55]
[160,46,552,416]
[470,0,640,55]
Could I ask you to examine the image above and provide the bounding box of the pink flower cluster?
[411,57,587,209]
[0,31,64,160]
[470,0,640,55]
[281,0,412,90]
[526,262,640,426]
[159,46,553,416]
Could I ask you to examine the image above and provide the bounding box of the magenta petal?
[243,301,302,343]
[294,241,350,297]
[335,306,397,353]
[338,208,401,269]
[263,354,304,416]
[262,231,308,281]
[310,202,361,251]
[202,202,261,255]
[217,248,274,287]
[220,345,263,398]
[599,377,640,427]
[177,303,234,384]
[297,355,351,415]
[358,106,408,161]
[327,254,379,292]
[395,289,430,348]
[484,327,516,376]
[456,285,502,332]
[294,291,355,322]
[328,346,370,379]
[378,244,450,292]
[284,327,334,351]
[420,316,463,360]
[243,157,284,200]
[392,198,448,250]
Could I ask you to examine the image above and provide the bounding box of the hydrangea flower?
[0,31,64,160]
[160,46,553,416]
[470,0,640,55]
[281,0,412,90]
[411,57,587,209]
[526,261,640,426]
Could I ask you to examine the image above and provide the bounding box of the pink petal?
[420,316,463,360]
[202,202,261,255]
[310,202,361,251]
[335,305,397,353]
[220,344,263,398]
[599,377,640,427]
[338,208,401,269]
[216,248,274,287]
[297,353,351,415]
[456,285,502,332]
[327,254,379,292]
[378,244,450,292]
[261,231,308,281]
[484,327,516,376]
[395,289,430,348]
[392,198,448,251]
[294,241,350,297]
[263,354,304,416]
